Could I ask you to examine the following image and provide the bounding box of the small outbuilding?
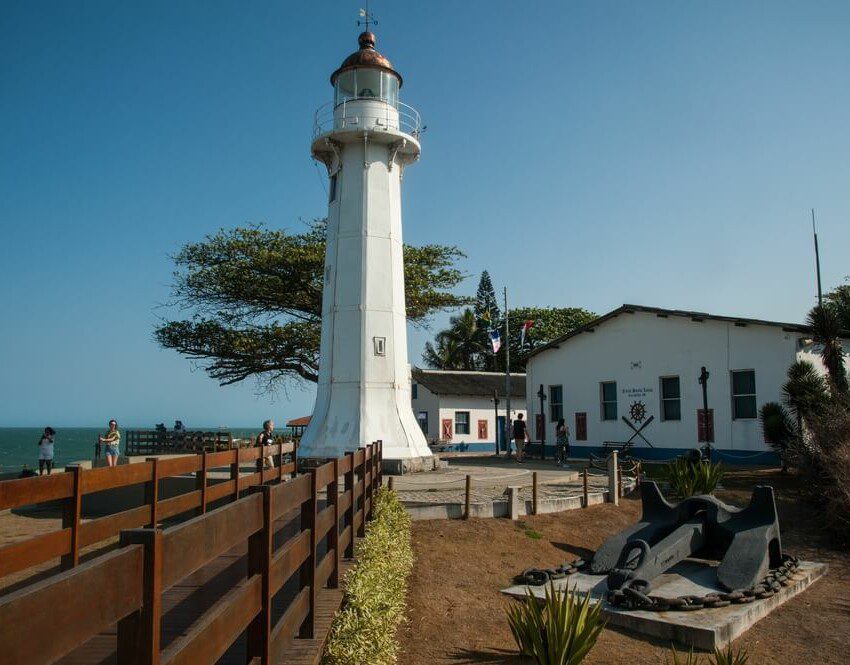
[411,369,527,452]
[524,304,850,463]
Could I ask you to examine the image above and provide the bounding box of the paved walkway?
[389,455,610,505]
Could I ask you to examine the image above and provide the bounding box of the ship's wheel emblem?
[629,400,647,423]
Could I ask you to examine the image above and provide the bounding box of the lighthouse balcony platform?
[312,99,422,143]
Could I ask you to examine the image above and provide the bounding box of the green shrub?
[506,583,605,664]
[323,488,413,665]
[664,458,724,498]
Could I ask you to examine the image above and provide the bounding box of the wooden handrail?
[0,441,383,664]
[0,441,299,588]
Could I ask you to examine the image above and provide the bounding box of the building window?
[455,411,470,435]
[549,385,563,422]
[373,336,386,356]
[416,411,428,435]
[600,381,617,421]
[731,370,757,419]
[411,383,418,400]
[660,376,681,421]
[575,412,587,440]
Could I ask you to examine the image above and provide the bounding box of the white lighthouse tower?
[299,31,432,462]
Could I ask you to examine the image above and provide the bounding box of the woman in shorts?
[38,427,56,475]
[99,419,121,467]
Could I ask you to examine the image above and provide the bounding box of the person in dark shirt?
[512,413,529,463]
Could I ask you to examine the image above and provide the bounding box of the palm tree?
[759,401,796,473]
[438,309,485,371]
[806,305,849,394]
[423,336,462,369]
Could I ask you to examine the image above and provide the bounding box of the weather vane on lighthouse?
[299,14,432,466]
[357,4,378,32]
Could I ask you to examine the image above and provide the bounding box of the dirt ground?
[398,468,850,664]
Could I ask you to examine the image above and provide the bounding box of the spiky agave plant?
[668,646,703,665]
[506,583,605,665]
[710,644,749,665]
[668,643,750,664]
[664,458,724,498]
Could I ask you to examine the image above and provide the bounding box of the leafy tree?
[759,401,796,473]
[473,271,501,370]
[782,359,829,425]
[492,307,597,373]
[824,280,850,330]
[422,308,484,370]
[155,221,468,390]
[424,304,597,373]
[806,304,849,394]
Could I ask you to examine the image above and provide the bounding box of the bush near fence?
[324,487,413,665]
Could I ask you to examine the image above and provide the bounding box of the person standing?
[99,419,121,467]
[512,413,529,463]
[256,420,276,469]
[37,427,56,475]
[555,418,570,467]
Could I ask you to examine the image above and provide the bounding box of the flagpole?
[812,208,823,307]
[504,287,511,458]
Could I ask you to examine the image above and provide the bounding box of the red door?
[477,419,488,439]
[575,412,587,441]
[441,418,453,441]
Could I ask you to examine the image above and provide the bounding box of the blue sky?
[2,1,849,427]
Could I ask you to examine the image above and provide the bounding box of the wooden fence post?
[344,451,355,558]
[247,485,273,664]
[197,452,208,516]
[118,529,163,665]
[388,475,394,491]
[230,447,240,502]
[61,465,83,570]
[329,458,340,588]
[376,439,384,487]
[299,468,318,639]
[582,468,589,508]
[144,459,159,528]
[463,474,471,520]
[291,440,299,479]
[278,443,284,483]
[357,450,366,538]
[532,471,538,515]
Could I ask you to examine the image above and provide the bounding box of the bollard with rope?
[388,475,394,491]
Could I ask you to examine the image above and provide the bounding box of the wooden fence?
[124,430,236,456]
[0,441,383,664]
[0,442,297,588]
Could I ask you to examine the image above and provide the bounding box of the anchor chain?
[515,554,800,613]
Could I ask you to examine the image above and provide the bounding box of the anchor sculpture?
[592,480,783,601]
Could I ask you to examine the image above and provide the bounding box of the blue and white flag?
[489,329,502,353]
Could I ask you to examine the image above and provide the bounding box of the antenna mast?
[812,208,823,307]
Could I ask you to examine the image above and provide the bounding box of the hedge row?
[323,487,414,665]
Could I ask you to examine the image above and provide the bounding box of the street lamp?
[537,384,547,460]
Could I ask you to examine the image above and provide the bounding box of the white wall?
[411,383,526,445]
[525,311,817,452]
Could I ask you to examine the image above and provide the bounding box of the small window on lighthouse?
[328,174,338,202]
[373,336,386,356]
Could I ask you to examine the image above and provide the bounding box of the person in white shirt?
[38,427,56,475]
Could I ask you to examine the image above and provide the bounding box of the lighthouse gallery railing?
[313,99,422,139]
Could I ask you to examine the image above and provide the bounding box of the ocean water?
[0,427,272,474]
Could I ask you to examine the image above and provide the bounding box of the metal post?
[537,384,547,460]
[699,366,712,460]
[492,389,500,456]
[504,287,511,458]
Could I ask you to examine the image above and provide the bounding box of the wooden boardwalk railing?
[0,442,298,589]
[125,430,236,456]
[0,442,383,665]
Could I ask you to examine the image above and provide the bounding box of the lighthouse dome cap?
[331,32,403,87]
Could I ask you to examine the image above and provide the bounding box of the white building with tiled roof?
[524,304,850,464]
[411,369,526,453]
